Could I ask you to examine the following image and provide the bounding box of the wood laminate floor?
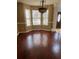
[17,30,61,59]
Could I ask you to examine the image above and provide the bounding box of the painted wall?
[17,2,26,33]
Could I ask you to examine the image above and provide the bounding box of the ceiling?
[17,0,61,6]
[17,0,61,11]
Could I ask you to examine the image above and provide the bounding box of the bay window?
[25,9,49,26]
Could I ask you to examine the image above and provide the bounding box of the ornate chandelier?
[39,0,47,14]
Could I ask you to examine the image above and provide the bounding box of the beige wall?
[17,2,54,33]
[17,2,26,33]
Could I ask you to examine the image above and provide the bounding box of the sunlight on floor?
[54,32,61,41]
[26,33,48,48]
[27,35,33,49]
[52,43,60,54]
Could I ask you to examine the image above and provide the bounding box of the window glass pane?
[32,10,41,19]
[33,19,41,25]
[32,10,41,25]
[25,9,30,18]
[25,9,31,26]
[43,10,48,18]
[57,14,61,22]
[43,10,48,25]
[26,19,31,26]
[56,12,61,28]
[43,19,48,25]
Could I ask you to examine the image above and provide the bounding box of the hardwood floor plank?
[17,30,61,59]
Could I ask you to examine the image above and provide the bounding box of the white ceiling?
[17,0,60,6]
[17,0,61,11]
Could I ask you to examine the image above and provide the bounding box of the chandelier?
[39,0,47,14]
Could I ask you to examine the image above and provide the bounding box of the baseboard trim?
[18,29,51,33]
[17,29,61,34]
[51,29,61,32]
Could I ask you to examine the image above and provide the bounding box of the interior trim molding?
[18,29,51,34]
[51,29,61,32]
[17,29,61,34]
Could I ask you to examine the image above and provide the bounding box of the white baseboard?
[17,29,61,34]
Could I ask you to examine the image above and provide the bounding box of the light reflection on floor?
[52,32,61,54]
[26,32,61,55]
[42,34,48,47]
[27,35,33,49]
[54,32,61,41]
[52,43,60,54]
[26,33,48,48]
[33,34,41,46]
